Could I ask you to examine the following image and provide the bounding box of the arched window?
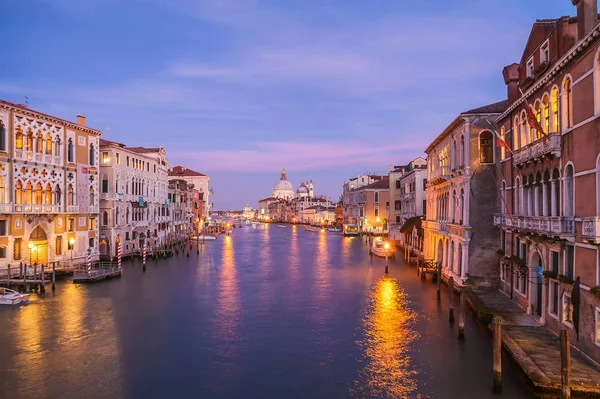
[89,143,95,166]
[55,184,61,205]
[15,126,23,150]
[515,177,521,216]
[67,184,74,206]
[564,164,574,217]
[67,138,74,163]
[553,169,561,217]
[54,136,61,157]
[15,180,23,204]
[45,134,52,155]
[36,133,43,154]
[452,138,457,169]
[534,101,542,140]
[563,77,573,129]
[459,135,465,166]
[457,244,463,276]
[89,185,95,207]
[513,117,520,149]
[45,183,52,204]
[520,112,528,146]
[103,211,109,226]
[522,175,529,216]
[544,171,551,217]
[528,174,534,216]
[0,177,5,203]
[374,207,379,217]
[115,208,120,226]
[501,181,507,214]
[126,208,130,224]
[542,95,550,134]
[536,173,543,216]
[479,131,493,164]
[551,87,559,132]
[35,183,42,204]
[102,174,109,194]
[25,129,33,152]
[459,188,465,224]
[25,182,33,204]
[0,121,5,152]
[374,191,379,203]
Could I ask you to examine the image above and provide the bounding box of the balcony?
[0,203,12,213]
[448,223,472,239]
[582,216,600,244]
[424,219,449,235]
[12,204,61,213]
[67,205,80,213]
[493,213,574,237]
[513,132,561,166]
[89,205,99,213]
[428,166,450,186]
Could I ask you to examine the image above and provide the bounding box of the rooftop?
[363,177,390,190]
[462,99,509,115]
[169,165,207,177]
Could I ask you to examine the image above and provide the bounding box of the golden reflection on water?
[289,225,300,281]
[353,276,420,399]
[314,229,330,302]
[215,235,240,344]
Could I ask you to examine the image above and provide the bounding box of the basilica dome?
[296,180,309,197]
[272,168,295,200]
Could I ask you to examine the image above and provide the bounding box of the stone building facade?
[0,100,101,267]
[493,0,600,362]
[423,100,508,287]
[168,165,209,219]
[98,139,169,258]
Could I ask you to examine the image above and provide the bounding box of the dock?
[73,262,121,284]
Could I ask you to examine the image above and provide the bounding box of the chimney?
[573,0,598,39]
[76,114,86,127]
[502,63,520,104]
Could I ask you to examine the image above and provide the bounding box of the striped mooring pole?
[143,244,147,267]
[87,250,91,275]
[117,243,122,271]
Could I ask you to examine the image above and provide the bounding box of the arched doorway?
[28,225,48,266]
[437,239,444,268]
[530,251,543,318]
[99,234,110,259]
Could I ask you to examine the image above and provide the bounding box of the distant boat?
[305,226,320,232]
[0,287,30,306]
[371,238,395,258]
[277,224,286,228]
[343,224,359,236]
[327,227,341,232]
[189,235,217,241]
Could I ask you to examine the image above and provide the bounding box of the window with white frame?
[526,58,534,77]
[563,294,573,326]
[540,40,549,64]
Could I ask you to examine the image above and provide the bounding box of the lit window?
[102,152,110,164]
[540,41,549,64]
[563,77,573,129]
[479,131,494,164]
[526,58,534,77]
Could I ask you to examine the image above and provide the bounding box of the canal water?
[0,224,531,399]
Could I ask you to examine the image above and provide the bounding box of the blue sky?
[1,0,573,209]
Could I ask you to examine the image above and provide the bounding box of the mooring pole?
[493,316,502,393]
[560,330,571,399]
[458,287,465,339]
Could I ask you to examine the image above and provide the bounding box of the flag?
[210,188,214,195]
[486,120,513,154]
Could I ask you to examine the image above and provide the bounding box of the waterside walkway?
[467,287,600,397]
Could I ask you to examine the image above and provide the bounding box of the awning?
[400,216,424,237]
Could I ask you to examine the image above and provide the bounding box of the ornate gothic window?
[46,134,53,155]
[25,129,33,152]
[551,87,559,132]
[0,177,5,203]
[542,95,550,134]
[15,181,23,204]
[45,183,52,204]
[0,121,6,152]
[67,138,74,163]
[479,131,493,164]
[36,133,43,154]
[89,143,95,166]
[15,126,23,150]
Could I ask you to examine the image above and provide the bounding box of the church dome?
[296,184,308,194]
[272,168,295,200]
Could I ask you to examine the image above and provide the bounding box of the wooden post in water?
[448,277,454,322]
[23,262,27,292]
[40,264,45,293]
[19,262,23,279]
[458,287,466,339]
[560,330,571,399]
[52,262,56,291]
[33,264,37,291]
[493,316,502,393]
[436,263,441,302]
[6,264,11,287]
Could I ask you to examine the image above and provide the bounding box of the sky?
[1,0,574,209]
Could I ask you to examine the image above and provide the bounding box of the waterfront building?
[493,0,600,362]
[343,177,389,233]
[168,179,193,241]
[168,165,209,218]
[342,174,384,225]
[99,139,169,258]
[423,100,508,287]
[0,100,102,267]
[242,202,255,220]
[388,165,409,242]
[258,197,278,220]
[302,205,336,226]
[291,195,332,224]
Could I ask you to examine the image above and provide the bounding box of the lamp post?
[69,237,75,267]
[384,241,390,274]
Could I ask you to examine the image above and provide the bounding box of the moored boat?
[305,225,320,232]
[0,287,30,306]
[343,224,359,236]
[370,238,395,258]
[189,235,218,241]
[327,227,341,232]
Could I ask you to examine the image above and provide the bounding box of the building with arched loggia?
[0,100,101,268]
[493,1,600,364]
[423,100,508,289]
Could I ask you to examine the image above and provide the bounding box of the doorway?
[28,225,48,266]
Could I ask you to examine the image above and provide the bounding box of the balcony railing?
[89,205,99,213]
[428,166,451,186]
[493,213,574,236]
[582,216,600,244]
[0,203,12,213]
[424,219,449,234]
[513,132,561,165]
[12,204,61,213]
[67,205,80,213]
[448,223,471,239]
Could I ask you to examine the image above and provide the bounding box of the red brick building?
[493,0,600,362]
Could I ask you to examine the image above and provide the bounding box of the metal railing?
[513,132,561,165]
[493,213,574,235]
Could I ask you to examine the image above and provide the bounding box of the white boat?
[328,227,341,232]
[371,238,395,258]
[189,235,218,241]
[277,224,286,228]
[305,226,321,232]
[0,287,30,306]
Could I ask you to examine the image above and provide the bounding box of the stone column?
[542,181,548,216]
[533,183,539,216]
[461,241,468,279]
[464,186,470,226]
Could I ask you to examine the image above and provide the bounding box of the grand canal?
[0,224,531,398]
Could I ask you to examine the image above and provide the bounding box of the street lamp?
[69,237,75,266]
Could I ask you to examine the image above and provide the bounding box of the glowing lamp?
[69,237,75,246]
[384,242,390,250]
[28,242,34,249]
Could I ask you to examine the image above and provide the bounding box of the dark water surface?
[0,225,531,398]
